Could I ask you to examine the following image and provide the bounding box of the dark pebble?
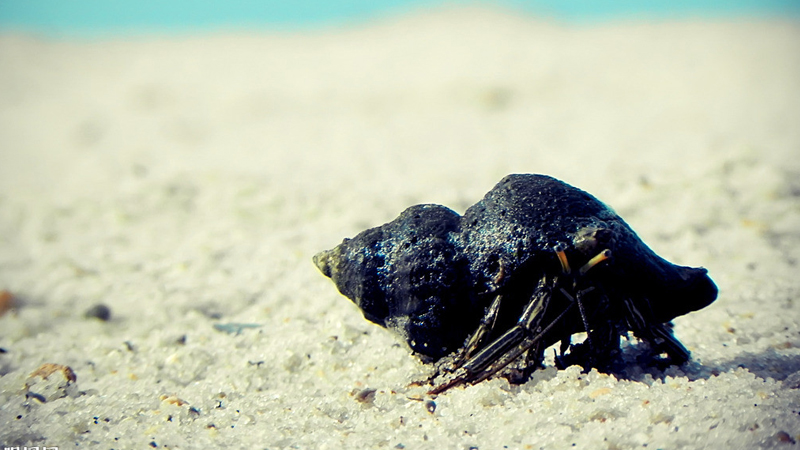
[84,304,111,321]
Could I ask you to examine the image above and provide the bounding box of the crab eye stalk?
[579,249,612,275]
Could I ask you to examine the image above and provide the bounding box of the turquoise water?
[1,0,799,36]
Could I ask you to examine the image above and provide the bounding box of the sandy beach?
[1,7,799,448]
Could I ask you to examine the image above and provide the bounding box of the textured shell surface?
[314,174,718,367]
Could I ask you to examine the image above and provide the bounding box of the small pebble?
[213,322,261,335]
[425,399,436,414]
[355,388,377,404]
[25,363,78,402]
[775,431,796,444]
[0,290,15,316]
[84,303,111,321]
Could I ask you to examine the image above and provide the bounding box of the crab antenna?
[554,244,571,274]
[579,249,612,275]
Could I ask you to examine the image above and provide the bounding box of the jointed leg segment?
[429,247,613,394]
[623,298,690,364]
[454,293,504,365]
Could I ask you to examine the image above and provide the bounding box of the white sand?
[1,6,800,449]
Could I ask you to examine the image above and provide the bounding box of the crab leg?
[430,277,570,394]
[465,276,554,371]
[569,249,611,360]
[424,293,504,385]
[430,301,575,394]
[649,322,690,364]
[623,298,689,364]
[430,249,612,394]
[569,286,594,354]
[464,301,575,386]
[454,293,504,365]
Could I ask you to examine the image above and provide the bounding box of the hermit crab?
[313,174,718,393]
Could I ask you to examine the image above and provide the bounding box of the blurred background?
[2,0,799,36]
[1,1,799,448]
